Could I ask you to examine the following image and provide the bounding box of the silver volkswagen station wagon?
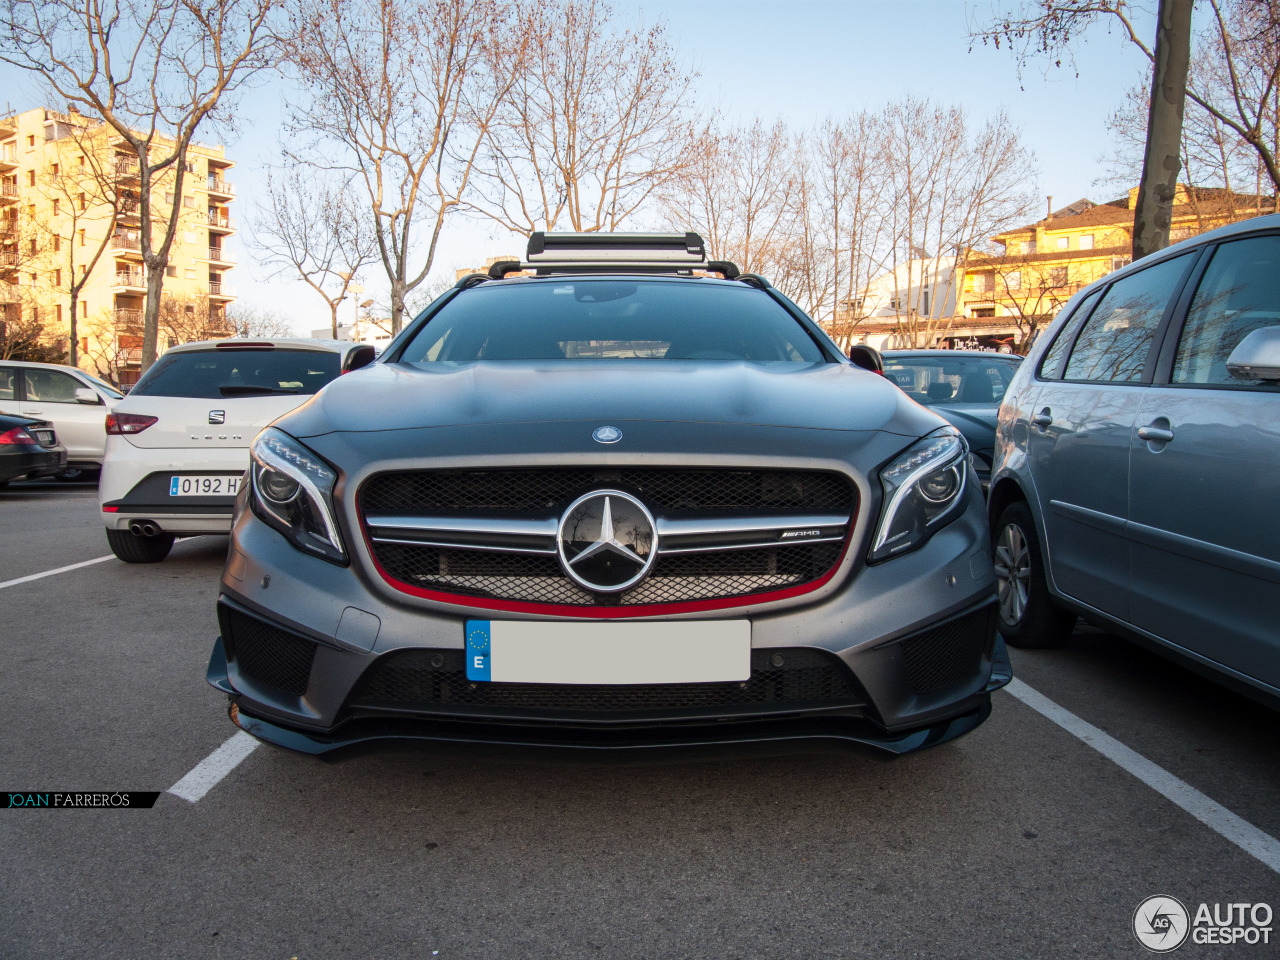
[208,233,1010,755]
[990,214,1280,707]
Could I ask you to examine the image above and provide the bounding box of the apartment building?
[958,186,1273,350]
[0,107,236,385]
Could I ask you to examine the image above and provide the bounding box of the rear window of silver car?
[399,279,827,363]
[128,349,341,398]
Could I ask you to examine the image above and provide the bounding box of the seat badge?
[208,410,226,425]
[592,425,622,444]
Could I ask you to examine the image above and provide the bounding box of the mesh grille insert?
[224,607,317,696]
[352,647,863,716]
[361,468,853,515]
[899,607,995,695]
[361,468,854,609]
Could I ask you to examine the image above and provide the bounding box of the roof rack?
[486,232,741,280]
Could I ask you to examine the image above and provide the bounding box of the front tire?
[106,527,175,563]
[993,502,1075,648]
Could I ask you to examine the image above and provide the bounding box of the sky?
[0,0,1158,336]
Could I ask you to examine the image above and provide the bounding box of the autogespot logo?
[1133,896,1191,953]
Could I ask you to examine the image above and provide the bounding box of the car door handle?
[1031,409,1053,428]
[1138,425,1174,443]
[24,408,43,415]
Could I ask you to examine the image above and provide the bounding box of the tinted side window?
[1064,254,1191,383]
[0,367,14,401]
[22,369,83,403]
[130,349,340,398]
[1172,234,1280,389]
[1037,289,1100,380]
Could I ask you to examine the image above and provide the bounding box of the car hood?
[281,361,942,439]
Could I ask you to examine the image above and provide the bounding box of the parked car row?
[0,359,123,479]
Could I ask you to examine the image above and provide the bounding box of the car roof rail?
[485,232,742,280]
[454,273,490,289]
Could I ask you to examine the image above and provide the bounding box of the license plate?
[33,429,54,446]
[464,620,750,684]
[168,475,241,497]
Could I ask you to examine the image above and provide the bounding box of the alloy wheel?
[994,522,1031,626]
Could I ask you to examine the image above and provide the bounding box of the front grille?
[899,607,995,695]
[361,468,855,610]
[223,607,316,696]
[351,647,864,716]
[363,468,853,515]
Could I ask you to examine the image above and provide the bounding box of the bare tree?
[974,1,1280,255]
[979,253,1079,352]
[286,0,520,333]
[471,0,697,235]
[251,170,379,337]
[0,0,279,371]
[876,97,1038,347]
[226,303,297,338]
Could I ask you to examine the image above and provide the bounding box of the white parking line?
[167,732,260,803]
[0,555,113,590]
[1004,677,1280,875]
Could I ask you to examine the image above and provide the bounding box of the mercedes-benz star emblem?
[592,425,622,444]
[557,490,657,593]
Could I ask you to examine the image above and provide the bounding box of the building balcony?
[113,307,145,334]
[117,199,142,221]
[0,152,17,173]
[0,282,19,303]
[113,270,147,292]
[111,235,143,259]
[113,157,140,180]
[208,281,235,300]
[0,219,15,238]
[206,246,234,265]
[0,115,15,137]
[0,250,16,268]
[207,210,234,232]
[0,182,18,203]
[205,177,235,198]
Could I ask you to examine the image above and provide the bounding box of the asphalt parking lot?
[3,479,1278,959]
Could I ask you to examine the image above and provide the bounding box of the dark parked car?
[881,350,1022,490]
[209,233,1010,757]
[0,413,68,485]
[990,213,1280,707]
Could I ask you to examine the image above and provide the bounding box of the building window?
[971,307,996,319]
[56,304,62,323]
[82,301,87,318]
[27,169,35,186]
[55,269,62,286]
[166,265,177,278]
[185,267,196,279]
[165,191,174,204]
[1110,255,1131,273]
[79,192,86,211]
[1079,234,1094,250]
[1026,240,1037,254]
[1056,236,1069,250]
[53,236,60,252]
[79,228,86,247]
[183,195,194,208]
[26,135,34,149]
[1006,270,1021,290]
[28,238,36,255]
[51,163,59,176]
[52,199,59,216]
[1049,266,1069,286]
[79,155,86,167]
[27,204,35,219]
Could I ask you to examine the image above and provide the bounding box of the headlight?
[869,427,968,562]
[249,427,347,564]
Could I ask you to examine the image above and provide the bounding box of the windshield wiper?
[218,384,301,397]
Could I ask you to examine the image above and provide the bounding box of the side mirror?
[344,346,376,373]
[848,344,884,374]
[1226,326,1280,382]
[74,387,102,405]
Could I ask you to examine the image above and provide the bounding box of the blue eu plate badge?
[465,621,491,681]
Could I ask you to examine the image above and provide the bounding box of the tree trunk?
[68,292,78,365]
[1132,0,1194,261]
[142,262,165,371]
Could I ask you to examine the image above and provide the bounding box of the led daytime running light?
[251,429,344,553]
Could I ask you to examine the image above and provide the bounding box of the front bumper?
[209,633,1010,757]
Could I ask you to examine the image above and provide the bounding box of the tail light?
[106,413,158,435]
[0,427,36,445]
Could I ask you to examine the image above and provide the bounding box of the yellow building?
[959,186,1273,351]
[0,107,236,385]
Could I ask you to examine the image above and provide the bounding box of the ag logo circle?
[1133,895,1190,953]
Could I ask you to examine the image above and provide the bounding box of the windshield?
[80,372,124,399]
[398,279,827,363]
[883,354,1021,405]
[129,348,341,398]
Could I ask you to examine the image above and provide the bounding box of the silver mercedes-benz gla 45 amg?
[208,233,1010,756]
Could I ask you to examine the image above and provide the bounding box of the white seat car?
[0,360,124,479]
[100,338,375,562]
